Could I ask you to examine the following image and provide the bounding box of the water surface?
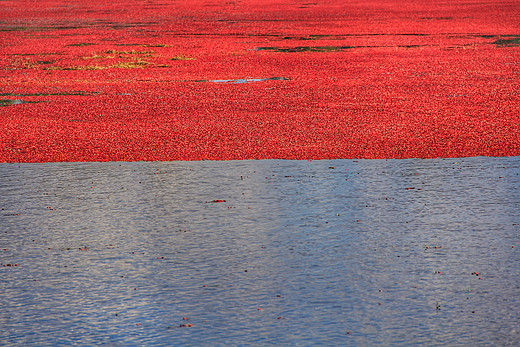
[1,157,519,345]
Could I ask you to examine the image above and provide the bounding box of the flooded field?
[1,157,519,345]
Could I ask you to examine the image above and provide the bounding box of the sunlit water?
[1,157,519,346]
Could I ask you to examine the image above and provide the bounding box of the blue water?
[1,157,519,345]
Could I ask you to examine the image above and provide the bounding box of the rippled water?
[1,157,519,346]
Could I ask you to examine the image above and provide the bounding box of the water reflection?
[0,99,43,106]
[0,157,519,345]
[208,77,288,84]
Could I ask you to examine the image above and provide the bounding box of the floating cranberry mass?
[1,0,519,162]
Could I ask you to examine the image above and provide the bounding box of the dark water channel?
[1,157,519,345]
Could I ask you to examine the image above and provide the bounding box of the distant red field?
[1,0,519,162]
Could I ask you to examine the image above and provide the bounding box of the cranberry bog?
[1,0,520,162]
